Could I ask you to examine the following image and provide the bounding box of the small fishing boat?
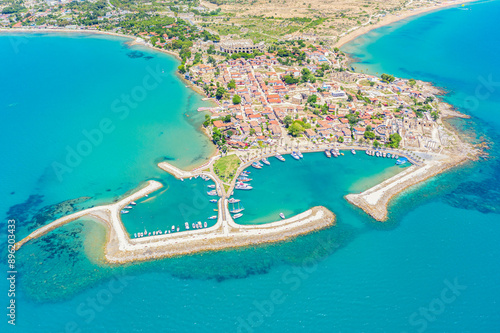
[125,205,132,209]
[297,151,304,159]
[185,222,189,230]
[228,198,240,203]
[291,152,300,160]
[171,225,175,230]
[204,222,207,228]
[120,210,129,214]
[396,157,408,165]
[235,183,253,190]
[233,213,243,219]
[280,213,285,219]
[237,177,252,182]
[130,201,137,205]
[230,202,245,214]
[325,149,332,158]
[252,162,262,169]
[207,190,218,196]
[261,158,270,165]
[210,199,217,203]
[207,184,216,188]
[351,149,356,155]
[208,216,217,220]
[275,153,285,161]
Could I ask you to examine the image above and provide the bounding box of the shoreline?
[335,0,475,48]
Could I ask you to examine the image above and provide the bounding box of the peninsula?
[6,0,483,261]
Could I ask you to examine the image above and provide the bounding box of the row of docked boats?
[366,150,399,159]
[366,150,409,165]
[291,151,304,160]
[120,201,137,214]
[324,148,344,158]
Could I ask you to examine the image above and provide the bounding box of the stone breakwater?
[15,178,335,263]
[345,157,467,221]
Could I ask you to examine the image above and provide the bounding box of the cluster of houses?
[186,43,444,151]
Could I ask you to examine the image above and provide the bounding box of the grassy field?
[214,154,241,183]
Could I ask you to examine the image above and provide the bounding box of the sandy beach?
[335,0,475,48]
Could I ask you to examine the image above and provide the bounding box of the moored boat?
[233,213,243,219]
[228,198,240,203]
[351,149,356,155]
[208,216,217,220]
[251,162,262,169]
[207,184,216,188]
[261,158,270,165]
[207,190,218,196]
[275,153,285,161]
[120,210,129,214]
[297,151,303,159]
[280,212,285,219]
[130,201,137,205]
[324,149,332,158]
[210,199,217,203]
[291,152,300,160]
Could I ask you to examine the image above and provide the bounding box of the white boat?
[351,149,356,155]
[120,210,129,214]
[130,201,137,205]
[230,202,245,214]
[185,222,190,230]
[297,151,303,158]
[204,222,207,228]
[252,162,262,169]
[235,183,253,190]
[207,190,218,196]
[228,198,240,203]
[325,149,331,158]
[208,184,216,188]
[261,158,270,165]
[233,213,243,219]
[210,199,217,203]
[280,213,285,219]
[275,154,285,161]
[208,216,217,220]
[291,152,300,160]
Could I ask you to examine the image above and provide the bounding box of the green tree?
[381,73,395,83]
[337,136,344,143]
[288,122,304,137]
[408,78,416,87]
[250,128,256,135]
[232,95,241,104]
[431,111,440,121]
[364,131,376,140]
[283,115,293,127]
[307,94,317,105]
[373,140,380,148]
[388,133,402,148]
[228,79,236,89]
[177,64,186,74]
[215,86,226,100]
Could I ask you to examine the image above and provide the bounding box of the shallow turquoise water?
[0,32,215,238]
[234,152,406,225]
[3,2,500,330]
[120,175,219,235]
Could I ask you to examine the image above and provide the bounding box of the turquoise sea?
[2,0,500,330]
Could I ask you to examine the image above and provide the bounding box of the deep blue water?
[2,1,500,330]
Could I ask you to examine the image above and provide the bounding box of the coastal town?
[1,0,473,162]
[7,0,481,257]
